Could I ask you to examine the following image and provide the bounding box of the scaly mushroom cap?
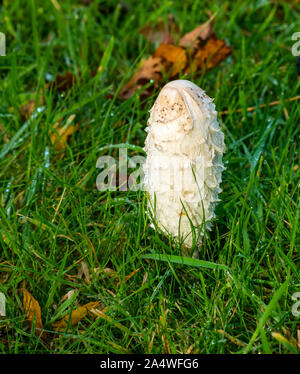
[144,80,225,254]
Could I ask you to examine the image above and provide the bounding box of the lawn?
[0,0,299,354]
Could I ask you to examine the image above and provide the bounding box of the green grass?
[0,0,299,354]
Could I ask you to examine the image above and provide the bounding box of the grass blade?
[244,278,290,353]
[142,253,228,271]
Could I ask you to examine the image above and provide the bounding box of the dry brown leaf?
[89,307,132,335]
[119,45,186,100]
[185,344,195,354]
[139,14,180,45]
[124,267,142,283]
[93,267,116,277]
[103,267,117,277]
[153,44,187,77]
[281,327,299,350]
[115,267,142,286]
[89,306,108,318]
[119,13,231,100]
[23,287,43,335]
[78,261,91,283]
[271,331,299,352]
[52,301,101,330]
[179,13,215,51]
[47,72,78,92]
[50,114,78,151]
[19,100,36,121]
[19,72,76,124]
[186,36,232,74]
[142,272,148,286]
[19,94,44,121]
[119,56,164,99]
[61,290,76,303]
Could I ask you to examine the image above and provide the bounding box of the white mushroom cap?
[144,80,225,253]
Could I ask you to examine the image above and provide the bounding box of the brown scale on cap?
[150,87,188,123]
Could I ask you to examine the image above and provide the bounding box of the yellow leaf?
[23,287,43,335]
[103,267,117,277]
[90,307,131,334]
[271,332,299,353]
[116,266,142,286]
[271,332,290,344]
[52,301,101,330]
[50,114,78,151]
[153,44,187,77]
[125,267,142,282]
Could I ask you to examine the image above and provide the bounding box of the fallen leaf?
[142,272,148,286]
[19,73,76,124]
[19,93,44,121]
[153,44,187,77]
[61,290,76,303]
[179,13,215,51]
[23,286,43,335]
[115,267,142,286]
[103,267,117,277]
[119,56,164,99]
[186,35,232,74]
[119,45,187,100]
[52,301,102,330]
[47,72,78,92]
[124,266,142,283]
[19,100,36,121]
[271,332,299,353]
[119,13,231,100]
[139,14,180,45]
[281,327,299,350]
[90,307,131,334]
[78,261,91,283]
[185,344,195,354]
[50,114,78,151]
